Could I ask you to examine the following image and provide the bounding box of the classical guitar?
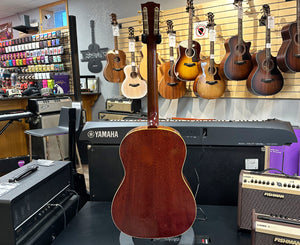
[111,2,196,239]
[87,20,102,73]
[103,13,126,83]
[139,44,163,82]
[121,27,147,99]
[193,12,226,99]
[174,0,201,81]
[247,4,284,96]
[220,0,252,81]
[277,0,300,72]
[158,20,186,99]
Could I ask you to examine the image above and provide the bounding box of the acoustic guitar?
[111,2,196,239]
[174,0,201,81]
[193,12,226,99]
[103,13,126,83]
[121,27,147,99]
[87,20,102,73]
[277,0,300,72]
[220,0,252,81]
[246,4,284,96]
[158,20,186,99]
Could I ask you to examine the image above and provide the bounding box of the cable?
[48,203,67,229]
[67,189,80,214]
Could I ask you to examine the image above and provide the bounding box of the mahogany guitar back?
[111,126,196,239]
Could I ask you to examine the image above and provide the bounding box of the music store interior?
[0,0,300,244]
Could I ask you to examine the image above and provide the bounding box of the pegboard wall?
[114,0,300,99]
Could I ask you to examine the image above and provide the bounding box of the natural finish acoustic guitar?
[121,27,147,99]
[111,2,196,239]
[103,13,126,83]
[158,20,186,99]
[193,12,226,99]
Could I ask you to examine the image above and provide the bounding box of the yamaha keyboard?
[80,119,297,146]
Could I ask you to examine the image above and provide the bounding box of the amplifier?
[0,161,72,245]
[252,211,300,245]
[238,170,300,230]
[28,96,72,114]
[105,98,141,113]
[98,111,147,121]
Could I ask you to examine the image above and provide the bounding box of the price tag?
[170,56,174,61]
[268,16,275,29]
[209,29,216,42]
[115,50,119,55]
[210,54,215,60]
[169,33,176,47]
[131,62,136,67]
[238,6,243,19]
[129,40,135,52]
[112,26,120,36]
[266,43,271,49]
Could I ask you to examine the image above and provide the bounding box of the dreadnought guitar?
[121,27,147,99]
[193,12,226,99]
[111,2,196,239]
[158,20,186,99]
[88,20,102,73]
[220,0,252,81]
[103,13,126,83]
[277,0,300,72]
[246,4,284,96]
[174,0,201,81]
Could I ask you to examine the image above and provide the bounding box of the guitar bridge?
[234,60,246,65]
[184,63,196,67]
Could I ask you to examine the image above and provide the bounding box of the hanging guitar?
[174,0,201,81]
[87,20,102,73]
[111,1,196,239]
[158,20,186,99]
[220,0,252,81]
[277,0,300,72]
[246,4,284,96]
[103,13,126,83]
[121,27,147,99]
[193,12,226,99]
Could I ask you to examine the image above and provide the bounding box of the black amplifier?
[252,211,300,245]
[238,170,300,230]
[0,161,73,245]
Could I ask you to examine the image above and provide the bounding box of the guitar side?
[121,65,147,99]
[277,22,300,73]
[174,41,201,81]
[158,61,186,99]
[111,126,196,239]
[220,36,253,81]
[247,50,284,96]
[103,50,126,83]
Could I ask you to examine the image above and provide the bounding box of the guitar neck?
[188,8,193,56]
[297,0,300,36]
[131,51,136,73]
[91,27,95,44]
[170,46,175,77]
[114,36,119,51]
[237,2,243,45]
[209,39,215,69]
[265,19,271,61]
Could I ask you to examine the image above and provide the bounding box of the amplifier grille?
[239,188,300,230]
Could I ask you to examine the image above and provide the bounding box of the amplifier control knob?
[296,185,300,189]
[271,182,275,185]
[266,181,270,185]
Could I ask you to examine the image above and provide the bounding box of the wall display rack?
[116,0,300,99]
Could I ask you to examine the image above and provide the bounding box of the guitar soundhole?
[262,59,274,72]
[208,66,217,75]
[235,44,245,55]
[114,56,121,62]
[130,72,138,79]
[185,48,195,58]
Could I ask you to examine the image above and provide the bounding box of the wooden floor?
[78,163,89,192]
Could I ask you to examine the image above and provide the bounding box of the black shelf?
[12,25,38,34]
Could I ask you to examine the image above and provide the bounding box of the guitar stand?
[119,227,195,245]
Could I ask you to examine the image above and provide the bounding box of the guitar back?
[103,50,126,83]
[112,126,196,238]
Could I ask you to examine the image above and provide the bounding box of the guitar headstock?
[207,12,216,28]
[141,2,161,44]
[259,4,270,26]
[186,0,194,12]
[166,20,175,34]
[90,20,95,29]
[233,0,243,7]
[262,4,270,16]
[128,27,135,40]
[111,13,118,26]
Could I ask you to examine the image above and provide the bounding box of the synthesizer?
[79,119,296,146]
